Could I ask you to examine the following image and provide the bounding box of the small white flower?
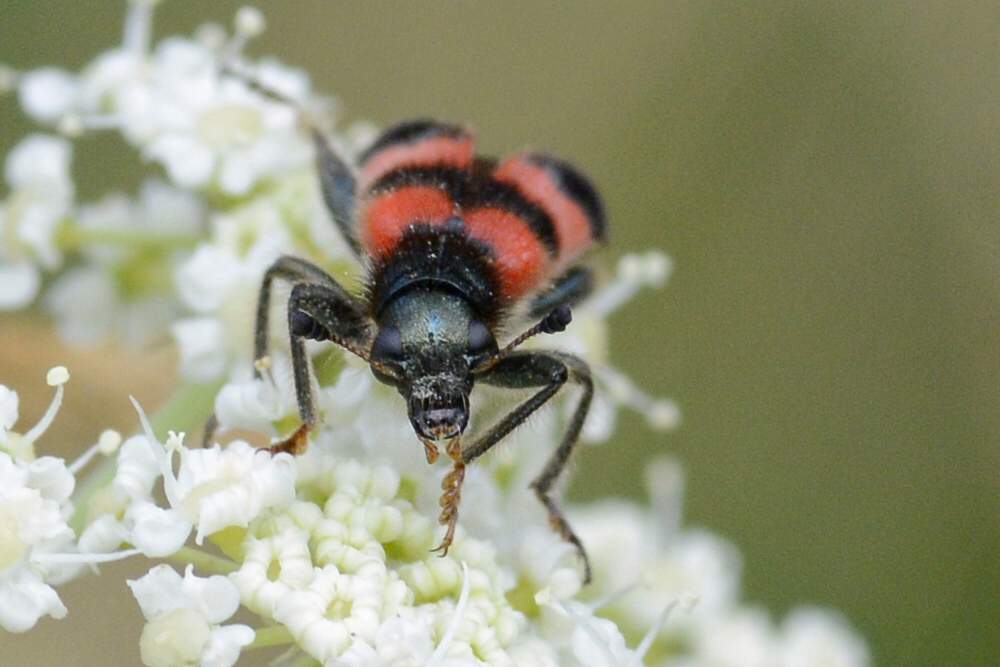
[0,453,76,632]
[0,386,19,436]
[44,178,202,345]
[18,67,79,124]
[681,608,777,667]
[77,433,175,556]
[46,251,182,346]
[175,244,243,313]
[172,221,291,380]
[44,266,119,344]
[0,565,68,634]
[171,317,228,381]
[335,608,439,667]
[777,607,870,667]
[516,528,583,607]
[564,506,745,663]
[77,47,144,115]
[129,564,254,667]
[644,530,742,629]
[113,434,164,500]
[0,262,40,310]
[234,6,266,38]
[0,134,74,309]
[274,561,399,663]
[135,38,311,195]
[74,179,202,265]
[565,603,633,667]
[0,367,69,462]
[170,440,296,543]
[214,372,288,434]
[4,133,73,198]
[125,501,193,558]
[229,526,314,616]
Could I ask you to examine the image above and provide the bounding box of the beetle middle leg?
[448,350,594,582]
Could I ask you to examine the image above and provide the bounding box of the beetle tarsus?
[268,423,311,456]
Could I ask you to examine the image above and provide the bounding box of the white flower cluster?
[0,134,73,309]
[1,3,870,666]
[0,0,362,347]
[0,367,869,667]
[0,367,116,632]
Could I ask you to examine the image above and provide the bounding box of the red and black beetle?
[213,79,607,582]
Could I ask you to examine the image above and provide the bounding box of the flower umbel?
[0,3,870,667]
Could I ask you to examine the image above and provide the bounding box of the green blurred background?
[2,1,998,665]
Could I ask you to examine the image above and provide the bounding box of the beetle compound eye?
[371,324,404,360]
[467,319,497,357]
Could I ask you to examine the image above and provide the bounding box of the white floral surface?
[0,2,868,666]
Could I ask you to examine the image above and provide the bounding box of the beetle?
[220,79,607,583]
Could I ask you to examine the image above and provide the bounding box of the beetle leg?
[265,280,372,455]
[311,129,362,258]
[463,351,594,582]
[220,68,362,259]
[527,266,594,319]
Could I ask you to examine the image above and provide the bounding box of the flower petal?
[0,567,67,633]
[0,262,41,310]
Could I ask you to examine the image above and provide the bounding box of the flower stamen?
[68,429,122,475]
[630,599,681,665]
[22,366,69,445]
[33,547,142,565]
[123,0,160,56]
[223,6,267,64]
[129,395,181,507]
[597,365,680,431]
[587,251,672,317]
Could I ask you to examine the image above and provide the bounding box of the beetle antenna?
[473,306,572,373]
[222,63,293,104]
[219,62,326,135]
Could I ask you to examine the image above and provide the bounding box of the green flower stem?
[167,546,239,576]
[70,380,224,532]
[56,223,200,252]
[147,380,225,442]
[248,625,296,650]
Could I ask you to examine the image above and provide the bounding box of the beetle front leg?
[267,280,372,456]
[254,255,359,376]
[202,257,368,447]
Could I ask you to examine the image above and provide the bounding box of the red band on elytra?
[464,207,551,302]
[496,156,595,270]
[360,136,475,193]
[362,186,454,258]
